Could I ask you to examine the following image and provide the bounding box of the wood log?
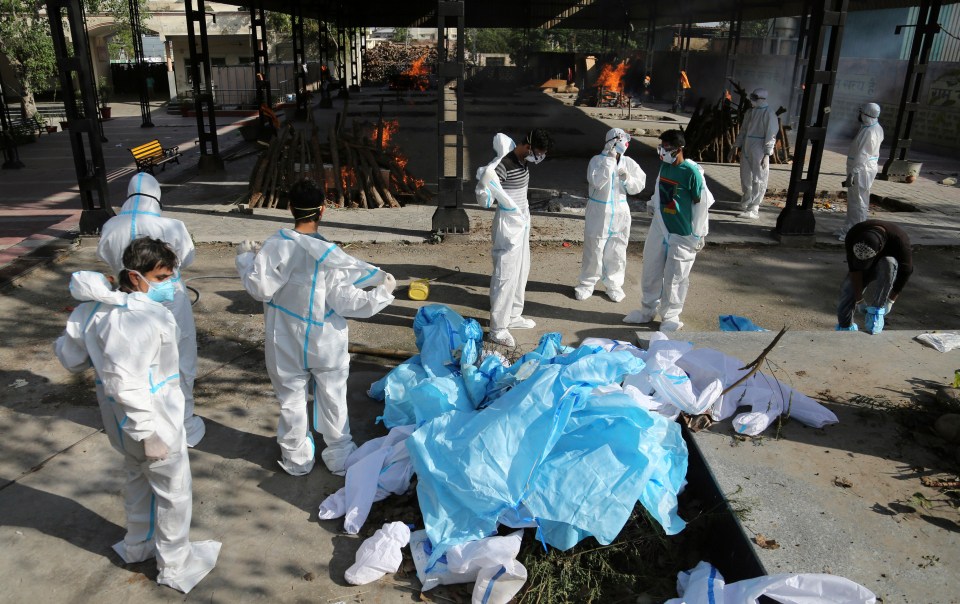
[328,128,346,207]
[359,147,398,208]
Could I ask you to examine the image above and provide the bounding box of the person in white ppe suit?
[624,129,714,332]
[236,180,396,476]
[54,237,221,594]
[575,128,646,302]
[733,88,779,220]
[474,129,553,348]
[97,172,205,447]
[837,102,884,241]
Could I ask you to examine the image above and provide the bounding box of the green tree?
[392,27,409,43]
[0,0,56,118]
[86,0,152,61]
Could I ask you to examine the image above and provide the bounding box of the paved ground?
[1,88,959,602]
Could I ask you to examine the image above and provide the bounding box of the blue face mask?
[128,270,176,303]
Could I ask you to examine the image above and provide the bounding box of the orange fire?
[725,89,732,101]
[597,61,628,92]
[373,120,400,148]
[405,55,429,77]
[340,166,357,189]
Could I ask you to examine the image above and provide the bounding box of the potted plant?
[98,76,113,120]
[59,112,69,130]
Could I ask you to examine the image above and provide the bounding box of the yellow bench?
[129,139,181,174]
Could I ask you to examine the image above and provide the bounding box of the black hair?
[118,236,179,292]
[525,128,553,153]
[288,179,324,224]
[660,129,685,149]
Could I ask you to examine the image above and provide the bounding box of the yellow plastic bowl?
[408,279,430,301]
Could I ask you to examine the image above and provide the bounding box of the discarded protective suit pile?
[367,305,689,569]
[605,333,839,436]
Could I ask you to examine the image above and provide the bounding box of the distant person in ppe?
[835,219,912,335]
[474,128,553,348]
[624,129,714,332]
[732,88,779,220]
[574,127,646,302]
[235,180,396,476]
[54,237,221,594]
[837,102,884,241]
[97,172,205,448]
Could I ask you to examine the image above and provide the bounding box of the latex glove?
[764,145,775,156]
[381,273,396,294]
[237,240,259,255]
[883,299,895,315]
[143,433,169,461]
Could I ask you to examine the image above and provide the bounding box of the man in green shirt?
[624,129,713,331]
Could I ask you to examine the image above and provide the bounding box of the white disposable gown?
[577,129,646,300]
[628,161,714,329]
[735,102,779,215]
[97,172,204,446]
[841,107,884,236]
[475,133,531,332]
[54,271,220,594]
[236,228,394,475]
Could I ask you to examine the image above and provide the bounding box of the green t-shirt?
[657,159,704,236]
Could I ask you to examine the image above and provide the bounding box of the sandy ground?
[1,238,959,602]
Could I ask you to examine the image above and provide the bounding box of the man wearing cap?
[836,219,912,334]
[732,88,779,220]
[837,102,884,241]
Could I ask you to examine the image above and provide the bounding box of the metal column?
[348,27,361,91]
[292,6,307,118]
[672,21,691,113]
[775,0,848,239]
[318,21,333,108]
[0,70,24,169]
[250,3,272,121]
[45,0,113,233]
[128,0,153,127]
[432,0,468,234]
[336,25,348,98]
[787,5,812,132]
[643,7,656,101]
[184,0,223,172]
[881,0,942,178]
[725,10,742,87]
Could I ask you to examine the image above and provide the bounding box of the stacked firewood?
[246,120,431,209]
[682,80,792,165]
[596,86,629,108]
[362,42,438,83]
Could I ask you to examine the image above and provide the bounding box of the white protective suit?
[54,271,220,594]
[627,161,715,331]
[576,128,646,302]
[236,228,394,475]
[475,133,531,333]
[97,172,204,447]
[840,102,884,238]
[734,89,779,218]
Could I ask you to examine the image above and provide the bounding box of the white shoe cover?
[574,286,593,301]
[660,319,684,332]
[489,329,516,347]
[322,440,358,476]
[508,316,536,329]
[112,540,156,564]
[157,540,222,594]
[737,210,759,219]
[184,415,206,448]
[344,522,411,585]
[606,288,626,303]
[623,309,656,324]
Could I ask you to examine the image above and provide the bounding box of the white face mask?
[658,145,677,164]
[526,151,545,165]
[614,140,628,155]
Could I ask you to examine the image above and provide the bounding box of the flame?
[725,89,732,101]
[340,167,357,189]
[373,120,400,148]
[596,61,628,92]
[405,55,429,77]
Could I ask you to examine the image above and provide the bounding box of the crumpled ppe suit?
[318,424,416,534]
[840,103,884,238]
[577,128,646,300]
[735,92,779,216]
[628,162,715,328]
[665,560,877,604]
[410,529,528,603]
[54,271,220,594]
[344,521,411,585]
[97,172,205,447]
[236,228,394,475]
[475,133,531,332]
